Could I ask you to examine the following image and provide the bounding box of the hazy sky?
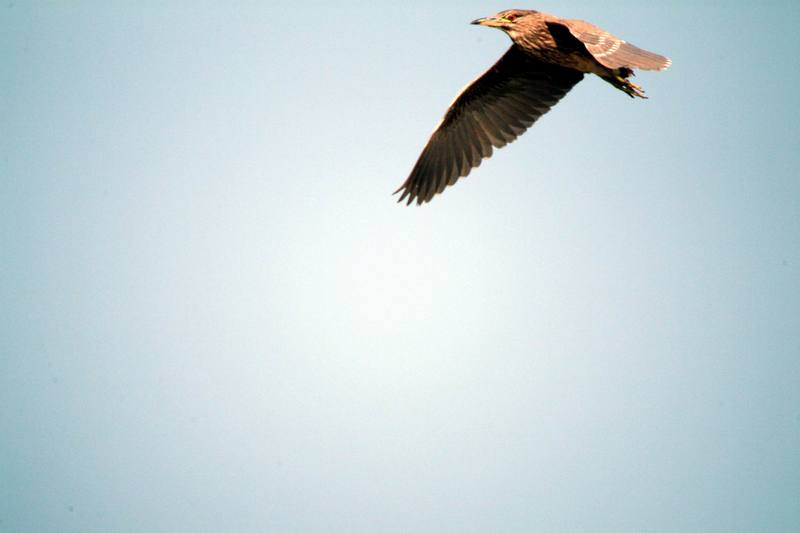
[2,1,799,531]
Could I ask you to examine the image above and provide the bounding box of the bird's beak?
[471,16,506,27]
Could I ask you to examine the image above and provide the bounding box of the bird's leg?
[601,70,647,99]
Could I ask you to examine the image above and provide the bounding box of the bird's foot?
[616,75,647,99]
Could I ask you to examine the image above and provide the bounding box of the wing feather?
[395,45,584,205]
[556,18,671,71]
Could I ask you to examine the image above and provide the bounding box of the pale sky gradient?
[2,1,799,531]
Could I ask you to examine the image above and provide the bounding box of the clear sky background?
[2,1,799,531]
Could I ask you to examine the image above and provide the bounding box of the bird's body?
[395,9,670,205]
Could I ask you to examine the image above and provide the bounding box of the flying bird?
[394,9,670,205]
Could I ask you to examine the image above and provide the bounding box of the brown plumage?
[395,9,670,205]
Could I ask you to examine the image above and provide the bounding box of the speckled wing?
[395,45,583,205]
[554,19,671,71]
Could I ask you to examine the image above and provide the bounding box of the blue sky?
[2,1,799,531]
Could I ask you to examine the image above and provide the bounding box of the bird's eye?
[505,13,519,22]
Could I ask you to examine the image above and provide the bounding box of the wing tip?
[393,183,425,206]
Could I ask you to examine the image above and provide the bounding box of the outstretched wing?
[395,45,583,205]
[553,19,671,71]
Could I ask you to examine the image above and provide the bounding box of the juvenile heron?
[395,9,670,205]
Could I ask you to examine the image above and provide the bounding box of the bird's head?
[471,9,538,36]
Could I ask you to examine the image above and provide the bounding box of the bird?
[394,9,670,205]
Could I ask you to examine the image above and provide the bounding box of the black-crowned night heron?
[395,9,670,205]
